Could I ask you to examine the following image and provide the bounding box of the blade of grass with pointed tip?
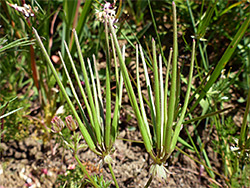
[74,154,99,188]
[93,55,105,135]
[33,28,98,154]
[189,14,250,114]
[62,39,97,143]
[109,19,155,159]
[188,68,213,106]
[162,48,172,153]
[139,45,156,134]
[110,34,123,144]
[63,0,78,49]
[122,21,153,70]
[62,41,86,119]
[87,58,100,124]
[74,30,102,145]
[58,51,96,144]
[104,20,112,150]
[136,45,152,144]
[183,107,231,125]
[87,57,102,139]
[0,38,34,53]
[170,39,195,153]
[159,54,164,149]
[219,1,243,17]
[152,38,161,153]
[197,2,216,38]
[93,55,104,110]
[164,1,178,154]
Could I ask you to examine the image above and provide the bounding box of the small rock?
[0,143,8,151]
[19,141,27,152]
[14,151,22,159]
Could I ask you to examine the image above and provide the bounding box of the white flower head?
[7,2,36,18]
[149,163,170,180]
[104,154,113,164]
[95,1,118,28]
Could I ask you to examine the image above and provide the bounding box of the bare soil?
[0,121,222,188]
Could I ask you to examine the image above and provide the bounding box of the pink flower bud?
[51,116,65,133]
[41,168,48,175]
[65,115,78,131]
[67,164,76,170]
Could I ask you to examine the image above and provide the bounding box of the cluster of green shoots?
[32,0,250,187]
[33,2,194,187]
[108,2,195,185]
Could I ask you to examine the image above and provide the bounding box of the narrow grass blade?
[136,45,152,144]
[164,1,178,154]
[93,55,105,135]
[0,37,34,53]
[74,154,99,188]
[139,45,156,134]
[33,28,98,154]
[110,34,123,143]
[183,107,232,125]
[197,2,216,38]
[239,87,250,147]
[189,14,250,114]
[170,39,196,153]
[152,38,161,153]
[62,41,87,119]
[104,20,112,150]
[162,48,172,153]
[87,57,102,138]
[68,32,95,125]
[74,30,102,145]
[147,0,167,66]
[58,51,96,144]
[0,107,23,120]
[159,54,164,149]
[87,58,100,125]
[188,68,213,106]
[175,146,228,183]
[177,137,194,151]
[186,0,208,70]
[63,39,96,143]
[109,19,154,158]
[93,55,104,112]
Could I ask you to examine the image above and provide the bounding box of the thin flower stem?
[104,19,112,150]
[108,163,119,188]
[144,174,153,188]
[74,154,100,188]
